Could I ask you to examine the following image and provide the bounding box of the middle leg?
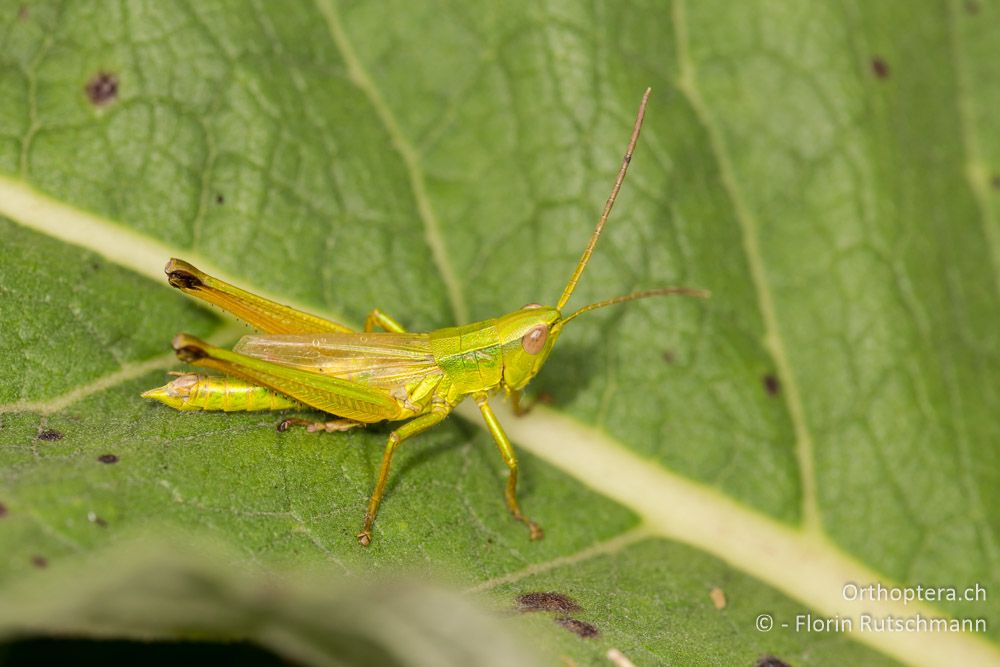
[357,406,451,546]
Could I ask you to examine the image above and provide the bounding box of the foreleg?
[475,393,543,540]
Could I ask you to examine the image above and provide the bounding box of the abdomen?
[142,373,302,412]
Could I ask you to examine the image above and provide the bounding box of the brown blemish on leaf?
[17,4,28,20]
[215,193,225,204]
[31,555,48,568]
[871,57,890,79]
[516,591,582,614]
[763,374,780,397]
[85,72,119,106]
[755,656,792,667]
[991,174,1000,190]
[36,428,63,441]
[88,512,108,527]
[709,586,727,609]
[662,349,676,364]
[0,502,7,518]
[555,617,599,638]
[965,0,980,14]
[98,453,119,464]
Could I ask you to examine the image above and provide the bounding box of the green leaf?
[1,1,997,666]
[0,534,544,667]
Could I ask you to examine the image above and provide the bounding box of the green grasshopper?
[143,89,708,546]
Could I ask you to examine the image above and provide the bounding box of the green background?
[0,1,997,665]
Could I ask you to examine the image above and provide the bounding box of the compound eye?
[521,324,548,354]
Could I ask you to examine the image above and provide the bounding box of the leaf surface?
[0,1,997,665]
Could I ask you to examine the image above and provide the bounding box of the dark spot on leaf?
[662,349,676,364]
[991,174,1000,190]
[763,374,780,396]
[91,261,101,271]
[215,193,224,204]
[965,0,980,14]
[871,57,890,79]
[98,453,119,464]
[89,514,108,527]
[17,4,28,20]
[555,617,599,638]
[755,657,792,667]
[36,428,63,441]
[31,555,48,568]
[0,502,7,517]
[85,72,118,106]
[517,592,581,614]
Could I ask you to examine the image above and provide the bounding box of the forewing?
[171,334,399,422]
[234,333,440,389]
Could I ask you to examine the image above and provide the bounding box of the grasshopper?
[143,88,708,546]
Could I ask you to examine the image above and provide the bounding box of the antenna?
[554,287,710,332]
[556,87,652,311]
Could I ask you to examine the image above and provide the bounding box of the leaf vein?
[672,0,820,532]
[312,0,470,324]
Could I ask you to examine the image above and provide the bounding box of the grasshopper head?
[497,305,563,390]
